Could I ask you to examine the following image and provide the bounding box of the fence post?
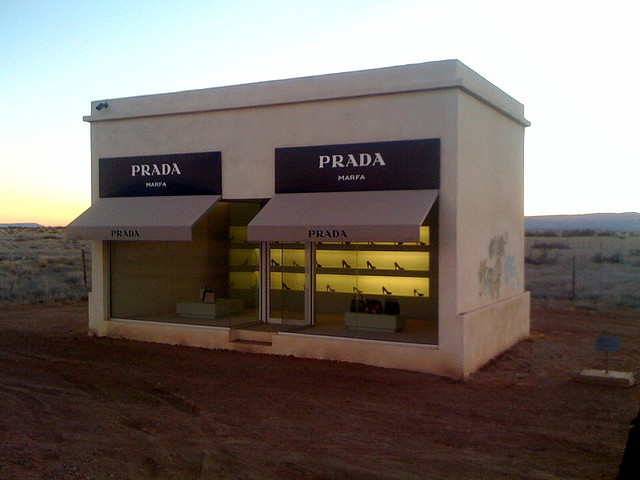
[81,248,87,289]
[571,254,576,301]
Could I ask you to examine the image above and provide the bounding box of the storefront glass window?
[310,225,436,343]
[110,202,262,327]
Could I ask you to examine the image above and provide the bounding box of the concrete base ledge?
[574,369,636,387]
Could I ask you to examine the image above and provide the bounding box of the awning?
[247,190,438,243]
[66,195,221,241]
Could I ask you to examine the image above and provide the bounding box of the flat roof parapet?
[85,59,529,127]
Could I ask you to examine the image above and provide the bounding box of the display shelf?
[314,239,431,298]
[315,267,428,278]
[317,243,430,252]
[270,270,305,291]
[269,266,304,274]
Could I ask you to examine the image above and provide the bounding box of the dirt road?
[1,301,638,479]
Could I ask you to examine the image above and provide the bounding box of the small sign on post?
[575,335,634,387]
[595,335,621,374]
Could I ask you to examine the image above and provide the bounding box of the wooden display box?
[344,312,405,332]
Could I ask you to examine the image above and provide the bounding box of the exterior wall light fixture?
[96,102,109,111]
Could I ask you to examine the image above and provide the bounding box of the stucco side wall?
[461,292,530,376]
[455,91,526,314]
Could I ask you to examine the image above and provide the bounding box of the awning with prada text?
[66,195,221,241]
[247,190,438,243]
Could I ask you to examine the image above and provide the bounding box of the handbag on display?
[365,299,383,314]
[350,294,366,312]
[384,298,400,315]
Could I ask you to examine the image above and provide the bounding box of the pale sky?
[1,0,638,226]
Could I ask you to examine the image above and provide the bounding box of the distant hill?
[0,223,43,228]
[525,213,640,232]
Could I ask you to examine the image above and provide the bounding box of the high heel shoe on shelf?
[353,286,363,294]
[414,289,424,297]
[282,282,291,290]
[366,260,376,269]
[326,284,335,292]
[316,260,322,268]
[292,260,300,267]
[341,259,351,268]
[394,262,404,270]
[382,286,392,295]
[270,259,280,266]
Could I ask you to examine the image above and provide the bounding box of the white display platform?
[177,299,243,318]
[344,312,405,332]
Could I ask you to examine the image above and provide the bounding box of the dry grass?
[0,227,91,305]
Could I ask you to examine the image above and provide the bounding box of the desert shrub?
[596,231,615,237]
[526,230,560,237]
[525,250,558,265]
[629,248,640,257]
[562,229,595,237]
[530,242,569,250]
[591,252,624,264]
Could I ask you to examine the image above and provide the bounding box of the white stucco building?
[67,60,530,378]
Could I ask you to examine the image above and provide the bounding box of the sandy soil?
[0,300,638,480]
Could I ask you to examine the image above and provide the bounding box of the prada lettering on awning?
[247,190,438,243]
[66,195,221,241]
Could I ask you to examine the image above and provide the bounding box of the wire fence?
[525,232,640,308]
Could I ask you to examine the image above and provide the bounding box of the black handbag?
[365,299,383,314]
[350,294,366,312]
[384,299,400,315]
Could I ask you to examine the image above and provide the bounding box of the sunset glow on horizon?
[2,0,638,226]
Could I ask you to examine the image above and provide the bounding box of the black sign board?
[99,152,221,198]
[275,139,439,194]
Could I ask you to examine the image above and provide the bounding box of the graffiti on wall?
[478,232,519,300]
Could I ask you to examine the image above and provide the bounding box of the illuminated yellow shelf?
[269,266,304,273]
[315,267,428,278]
[317,244,430,252]
[269,237,432,297]
[317,274,429,297]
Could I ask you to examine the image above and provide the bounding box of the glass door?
[269,242,308,326]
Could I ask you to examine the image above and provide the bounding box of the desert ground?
[1,300,639,479]
[1,227,639,479]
